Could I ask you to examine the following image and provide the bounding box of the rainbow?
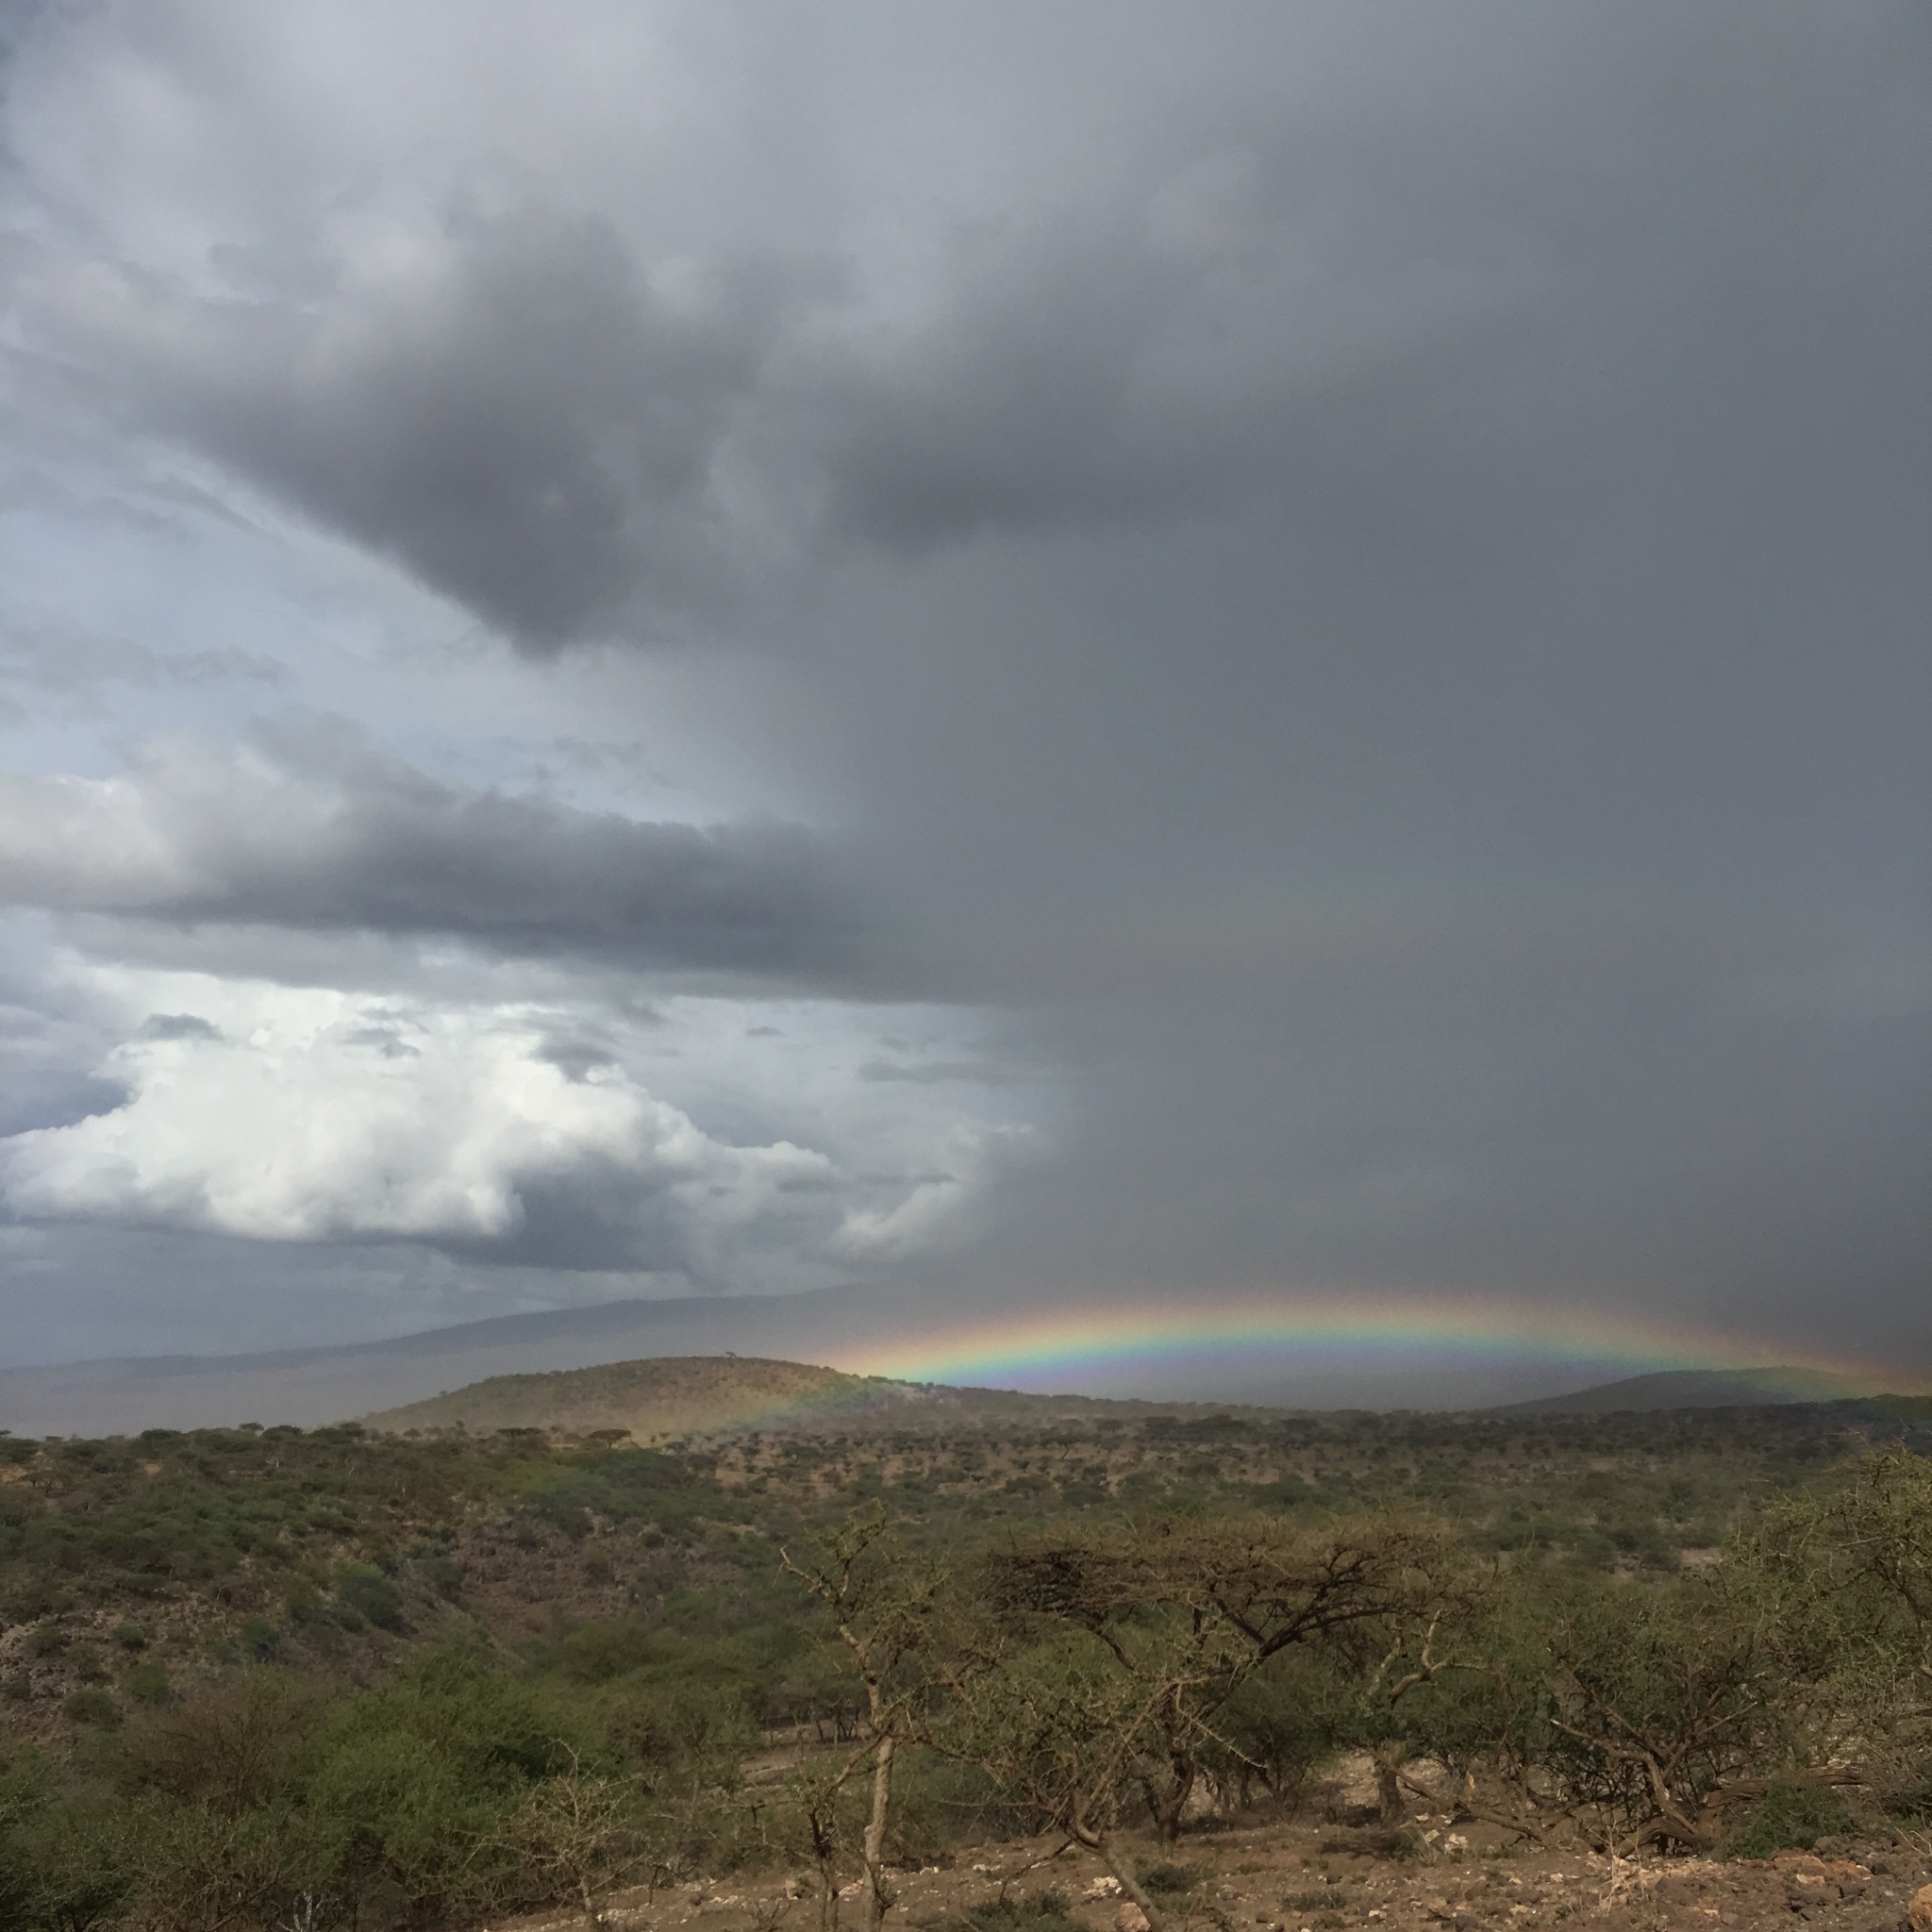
[828,1290,1929,1402]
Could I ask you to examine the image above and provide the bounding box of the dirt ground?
[477,1814,1931,1932]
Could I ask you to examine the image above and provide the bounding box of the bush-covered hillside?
[0,1394,1928,1930]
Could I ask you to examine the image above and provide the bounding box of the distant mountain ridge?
[1490,1366,1881,1415]
[3,1279,1924,1438]
[0,1286,913,1436]
[369,1354,1932,1443]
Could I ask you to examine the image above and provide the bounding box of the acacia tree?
[1709,1451,1932,1820]
[1538,1566,1830,1854]
[934,1619,1196,1932]
[988,1513,1457,1839]
[929,1512,1455,1930]
[1758,1452,1932,1653]
[501,1743,650,1930]
[780,1507,942,1932]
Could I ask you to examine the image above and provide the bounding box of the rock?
[1775,1851,1870,1910]
[1322,1749,1388,1825]
[1907,1882,1932,1932]
[1114,1905,1150,1932]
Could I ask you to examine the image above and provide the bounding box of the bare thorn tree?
[781,1506,943,1932]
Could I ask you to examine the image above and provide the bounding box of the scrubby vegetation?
[0,1391,1927,1928]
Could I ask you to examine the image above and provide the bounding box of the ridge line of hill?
[357,1355,1932,1446]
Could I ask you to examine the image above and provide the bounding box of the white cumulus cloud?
[0,976,810,1262]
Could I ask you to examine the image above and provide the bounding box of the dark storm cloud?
[58,203,801,645]
[813,11,1931,563]
[783,3,1931,1346]
[29,9,1925,644]
[0,730,863,981]
[2,1,1927,1368]
[47,8,1913,617]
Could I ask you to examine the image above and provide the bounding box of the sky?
[0,1,1925,1380]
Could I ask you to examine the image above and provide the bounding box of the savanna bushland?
[1,1376,1929,1932]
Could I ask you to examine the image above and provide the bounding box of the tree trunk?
[1145,1754,1195,1840]
[1095,1840,1166,1932]
[1068,1799,1165,1932]
[1374,1741,1408,1825]
[810,1801,841,1932]
[860,1734,897,1932]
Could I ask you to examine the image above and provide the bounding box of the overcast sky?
[0,1,1924,1374]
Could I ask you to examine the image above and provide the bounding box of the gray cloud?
[857,1058,1009,1086]
[34,8,1917,631]
[791,3,1932,1347]
[0,727,864,983]
[138,1011,221,1041]
[45,203,800,645]
[0,1,1926,1374]
[0,623,284,716]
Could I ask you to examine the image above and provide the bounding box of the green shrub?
[61,1688,121,1728]
[420,1554,465,1601]
[301,1640,591,1923]
[240,1615,280,1658]
[1888,1774,1932,1822]
[1140,1863,1204,1897]
[112,1623,146,1649]
[1719,1781,1853,1858]
[1319,1826,1421,1859]
[4,1784,140,1931]
[125,1660,171,1705]
[283,1578,328,1624]
[336,1564,407,1633]
[946,1890,1081,1932]
[557,1618,680,1684]
[117,1671,316,1811]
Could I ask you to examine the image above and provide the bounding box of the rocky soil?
[474,1816,1932,1932]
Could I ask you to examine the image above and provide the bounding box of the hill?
[6,1274,1924,1437]
[1492,1365,1884,1414]
[363,1355,924,1439]
[8,1369,1932,1930]
[360,1353,1296,1439]
[0,1284,914,1436]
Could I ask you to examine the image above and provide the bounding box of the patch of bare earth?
[473,1820,1929,1932]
